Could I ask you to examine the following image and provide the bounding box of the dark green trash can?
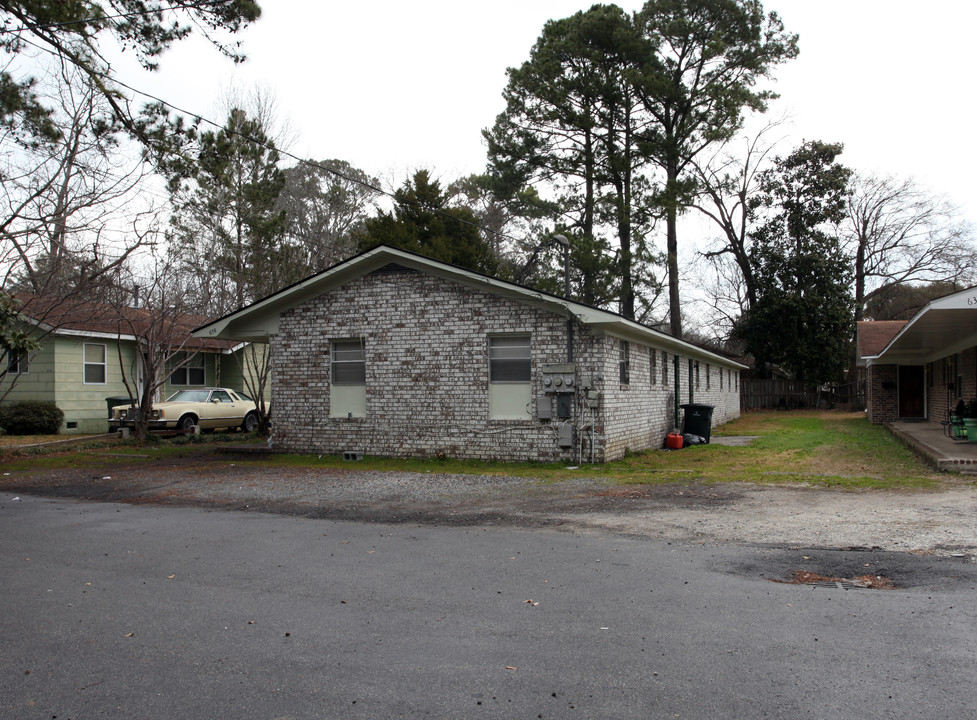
[105,396,131,418]
[680,403,715,443]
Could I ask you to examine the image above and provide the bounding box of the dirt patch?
[3,453,977,556]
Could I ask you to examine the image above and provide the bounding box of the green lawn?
[0,411,955,490]
[611,411,946,489]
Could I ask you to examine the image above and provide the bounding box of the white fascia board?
[598,322,746,369]
[54,328,139,342]
[873,285,977,361]
[191,245,742,372]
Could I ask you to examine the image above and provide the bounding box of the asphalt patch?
[724,545,977,591]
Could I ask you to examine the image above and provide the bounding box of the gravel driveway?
[4,453,976,557]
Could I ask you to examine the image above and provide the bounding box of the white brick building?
[196,246,743,462]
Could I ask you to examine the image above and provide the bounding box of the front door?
[898,365,925,419]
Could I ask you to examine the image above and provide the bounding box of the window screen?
[332,340,366,384]
[489,336,531,382]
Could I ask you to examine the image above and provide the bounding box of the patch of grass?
[613,411,944,489]
[0,411,950,491]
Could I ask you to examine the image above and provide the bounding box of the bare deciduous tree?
[110,250,207,441]
[845,173,977,321]
[1,67,154,300]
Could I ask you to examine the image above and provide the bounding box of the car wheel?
[178,414,197,431]
[242,412,259,434]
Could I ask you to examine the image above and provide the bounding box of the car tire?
[242,412,259,434]
[178,414,197,432]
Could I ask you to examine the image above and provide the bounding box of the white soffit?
[872,289,977,364]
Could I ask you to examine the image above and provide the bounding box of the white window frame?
[330,339,366,418]
[83,343,107,385]
[489,335,531,420]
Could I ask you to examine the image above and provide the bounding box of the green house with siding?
[2,297,268,434]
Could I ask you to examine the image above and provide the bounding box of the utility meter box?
[541,363,576,393]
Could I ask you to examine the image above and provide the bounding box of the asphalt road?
[2,493,976,719]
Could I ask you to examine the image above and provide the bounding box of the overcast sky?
[124,1,976,223]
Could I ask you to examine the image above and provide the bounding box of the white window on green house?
[619,341,630,384]
[171,353,205,386]
[489,335,531,420]
[83,343,106,384]
[330,339,366,418]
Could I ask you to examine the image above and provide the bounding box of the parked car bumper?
[109,419,178,431]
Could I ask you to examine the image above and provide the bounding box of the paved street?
[2,493,976,719]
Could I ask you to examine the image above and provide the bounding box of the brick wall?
[270,268,740,461]
[866,364,899,423]
[926,347,977,422]
[600,346,741,457]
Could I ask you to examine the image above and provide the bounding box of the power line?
[8,26,534,254]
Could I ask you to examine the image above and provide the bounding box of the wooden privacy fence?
[740,379,865,411]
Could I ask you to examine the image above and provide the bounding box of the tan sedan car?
[110,387,260,433]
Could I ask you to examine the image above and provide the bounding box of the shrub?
[0,400,65,435]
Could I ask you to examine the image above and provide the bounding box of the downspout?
[673,353,680,429]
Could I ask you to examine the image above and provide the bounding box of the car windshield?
[167,390,211,403]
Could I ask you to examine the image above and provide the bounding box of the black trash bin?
[105,396,131,418]
[680,403,715,443]
[105,396,131,431]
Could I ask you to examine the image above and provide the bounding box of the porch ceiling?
[872,297,977,365]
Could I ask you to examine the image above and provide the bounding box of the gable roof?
[15,295,236,352]
[194,245,745,369]
[856,320,907,365]
[863,287,977,365]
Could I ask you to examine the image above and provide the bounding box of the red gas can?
[666,433,684,450]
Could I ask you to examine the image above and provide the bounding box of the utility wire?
[10,28,541,255]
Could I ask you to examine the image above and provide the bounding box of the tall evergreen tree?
[169,107,287,315]
[1,1,260,155]
[634,0,798,337]
[484,4,655,318]
[737,141,854,383]
[360,170,499,275]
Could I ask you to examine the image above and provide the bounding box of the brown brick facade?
[868,347,977,424]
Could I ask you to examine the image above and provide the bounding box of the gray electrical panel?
[557,423,574,447]
[536,395,553,420]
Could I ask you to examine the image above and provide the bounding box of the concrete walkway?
[887,420,977,474]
